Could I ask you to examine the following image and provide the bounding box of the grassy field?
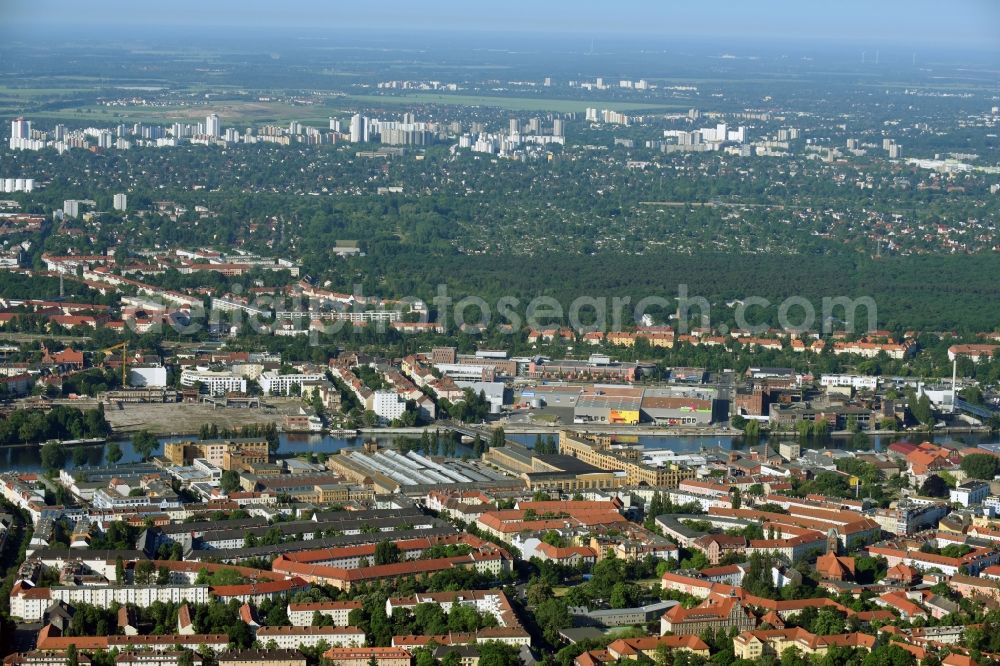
[338,92,685,113]
[2,85,684,126]
[23,102,334,127]
[0,86,100,96]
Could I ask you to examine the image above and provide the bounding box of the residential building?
[874,502,949,536]
[733,629,875,659]
[179,368,247,395]
[287,600,362,627]
[11,583,211,622]
[217,651,306,666]
[259,372,326,396]
[321,648,409,666]
[163,438,269,469]
[372,390,407,423]
[692,535,746,565]
[253,627,364,650]
[950,481,989,507]
[116,653,203,666]
[606,636,710,659]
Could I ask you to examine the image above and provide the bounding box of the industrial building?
[669,368,707,383]
[326,446,519,494]
[519,385,582,409]
[569,386,718,426]
[487,431,700,490]
[769,400,876,430]
[574,394,642,425]
[482,441,624,492]
[527,356,641,382]
[558,431,696,488]
[453,381,506,413]
[639,396,713,426]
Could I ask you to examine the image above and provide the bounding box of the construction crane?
[101,341,128,387]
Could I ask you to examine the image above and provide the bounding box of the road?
[0,332,91,343]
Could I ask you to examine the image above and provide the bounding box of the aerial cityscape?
[0,2,999,666]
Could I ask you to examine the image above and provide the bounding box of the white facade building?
[92,489,153,510]
[259,371,326,396]
[349,114,367,143]
[950,480,990,507]
[820,375,878,391]
[287,601,361,627]
[11,118,30,140]
[254,627,364,650]
[1,178,34,193]
[129,365,168,388]
[179,368,247,395]
[12,585,211,622]
[372,390,407,423]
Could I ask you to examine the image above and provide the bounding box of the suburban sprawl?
[0,15,999,666]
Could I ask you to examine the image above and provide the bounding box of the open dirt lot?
[105,398,304,436]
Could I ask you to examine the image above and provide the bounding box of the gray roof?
[196,515,450,545]
[559,627,605,644]
[535,454,604,475]
[311,507,422,522]
[30,548,147,561]
[192,526,457,562]
[158,517,265,535]
[576,395,642,410]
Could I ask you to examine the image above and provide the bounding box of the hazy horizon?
[2,0,1000,52]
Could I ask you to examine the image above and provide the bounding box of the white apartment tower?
[11,117,30,139]
[206,113,221,137]
[349,114,367,143]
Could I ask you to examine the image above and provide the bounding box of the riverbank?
[359,423,744,437]
[767,426,993,438]
[497,423,743,437]
[1,428,998,475]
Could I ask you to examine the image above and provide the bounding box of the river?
[2,430,999,474]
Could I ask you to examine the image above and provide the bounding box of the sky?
[2,0,1000,49]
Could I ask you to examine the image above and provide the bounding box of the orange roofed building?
[607,636,710,659]
[815,552,856,581]
[660,595,756,636]
[322,648,411,666]
[733,628,876,659]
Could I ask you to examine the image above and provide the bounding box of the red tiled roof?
[322,648,409,660]
[211,577,308,598]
